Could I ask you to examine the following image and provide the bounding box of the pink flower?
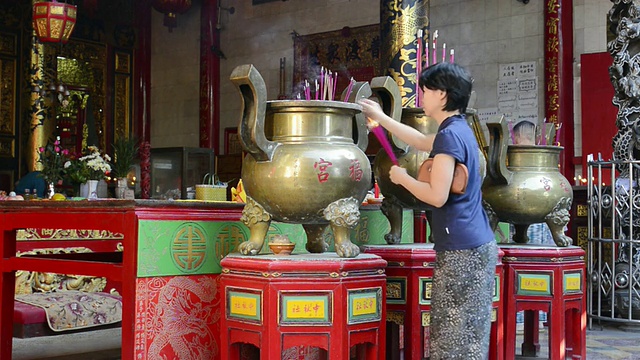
[62,149,69,155]
[55,147,60,152]
[39,147,44,153]
[54,140,60,146]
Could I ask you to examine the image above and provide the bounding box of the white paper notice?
[497,62,539,121]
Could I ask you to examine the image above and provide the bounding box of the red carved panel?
[135,275,222,360]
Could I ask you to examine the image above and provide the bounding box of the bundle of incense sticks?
[416,29,423,108]
[369,119,399,165]
[429,30,455,63]
[532,120,562,146]
[299,68,360,102]
[343,77,355,100]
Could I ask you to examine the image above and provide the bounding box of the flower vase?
[88,180,99,199]
[80,180,99,199]
[116,177,128,199]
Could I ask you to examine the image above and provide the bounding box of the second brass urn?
[482,118,573,246]
[230,65,372,258]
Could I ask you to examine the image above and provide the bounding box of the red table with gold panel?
[362,243,505,360]
[219,252,387,359]
[500,244,586,360]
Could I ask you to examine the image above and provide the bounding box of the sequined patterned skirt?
[429,241,497,360]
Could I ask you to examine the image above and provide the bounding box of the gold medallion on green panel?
[171,222,209,273]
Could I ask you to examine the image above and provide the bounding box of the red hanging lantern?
[151,0,192,32]
[32,1,77,43]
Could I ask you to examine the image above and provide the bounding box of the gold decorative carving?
[381,0,430,107]
[387,281,403,299]
[0,32,16,56]
[421,311,430,327]
[15,247,107,294]
[114,74,131,137]
[115,52,130,73]
[17,228,125,241]
[0,57,16,137]
[387,310,404,326]
[576,204,587,217]
[0,138,13,157]
[56,40,108,151]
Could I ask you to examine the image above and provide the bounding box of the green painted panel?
[137,220,249,277]
[137,208,414,276]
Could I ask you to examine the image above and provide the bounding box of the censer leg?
[324,198,361,258]
[513,224,530,244]
[380,196,404,244]
[239,196,271,255]
[303,224,330,253]
[546,197,573,247]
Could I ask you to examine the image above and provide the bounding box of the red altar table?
[0,200,250,360]
[500,244,586,360]
[219,252,387,359]
[362,243,505,360]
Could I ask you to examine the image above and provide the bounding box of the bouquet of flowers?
[38,138,69,185]
[80,146,112,180]
[64,146,112,183]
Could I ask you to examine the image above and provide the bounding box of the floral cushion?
[15,291,121,332]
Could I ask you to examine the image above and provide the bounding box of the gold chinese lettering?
[547,36,559,53]
[546,17,559,35]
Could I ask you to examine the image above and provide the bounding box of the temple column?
[27,37,53,172]
[380,0,430,108]
[544,0,574,177]
[199,0,220,152]
[134,0,152,145]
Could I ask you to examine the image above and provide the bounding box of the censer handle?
[229,64,275,162]
[342,81,372,152]
[485,116,512,185]
[370,76,407,153]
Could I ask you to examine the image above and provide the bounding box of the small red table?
[362,243,505,360]
[500,245,586,360]
[219,252,387,359]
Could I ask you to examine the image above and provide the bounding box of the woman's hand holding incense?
[389,165,408,185]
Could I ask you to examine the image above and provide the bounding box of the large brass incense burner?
[230,64,372,258]
[482,119,573,246]
[369,77,438,244]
